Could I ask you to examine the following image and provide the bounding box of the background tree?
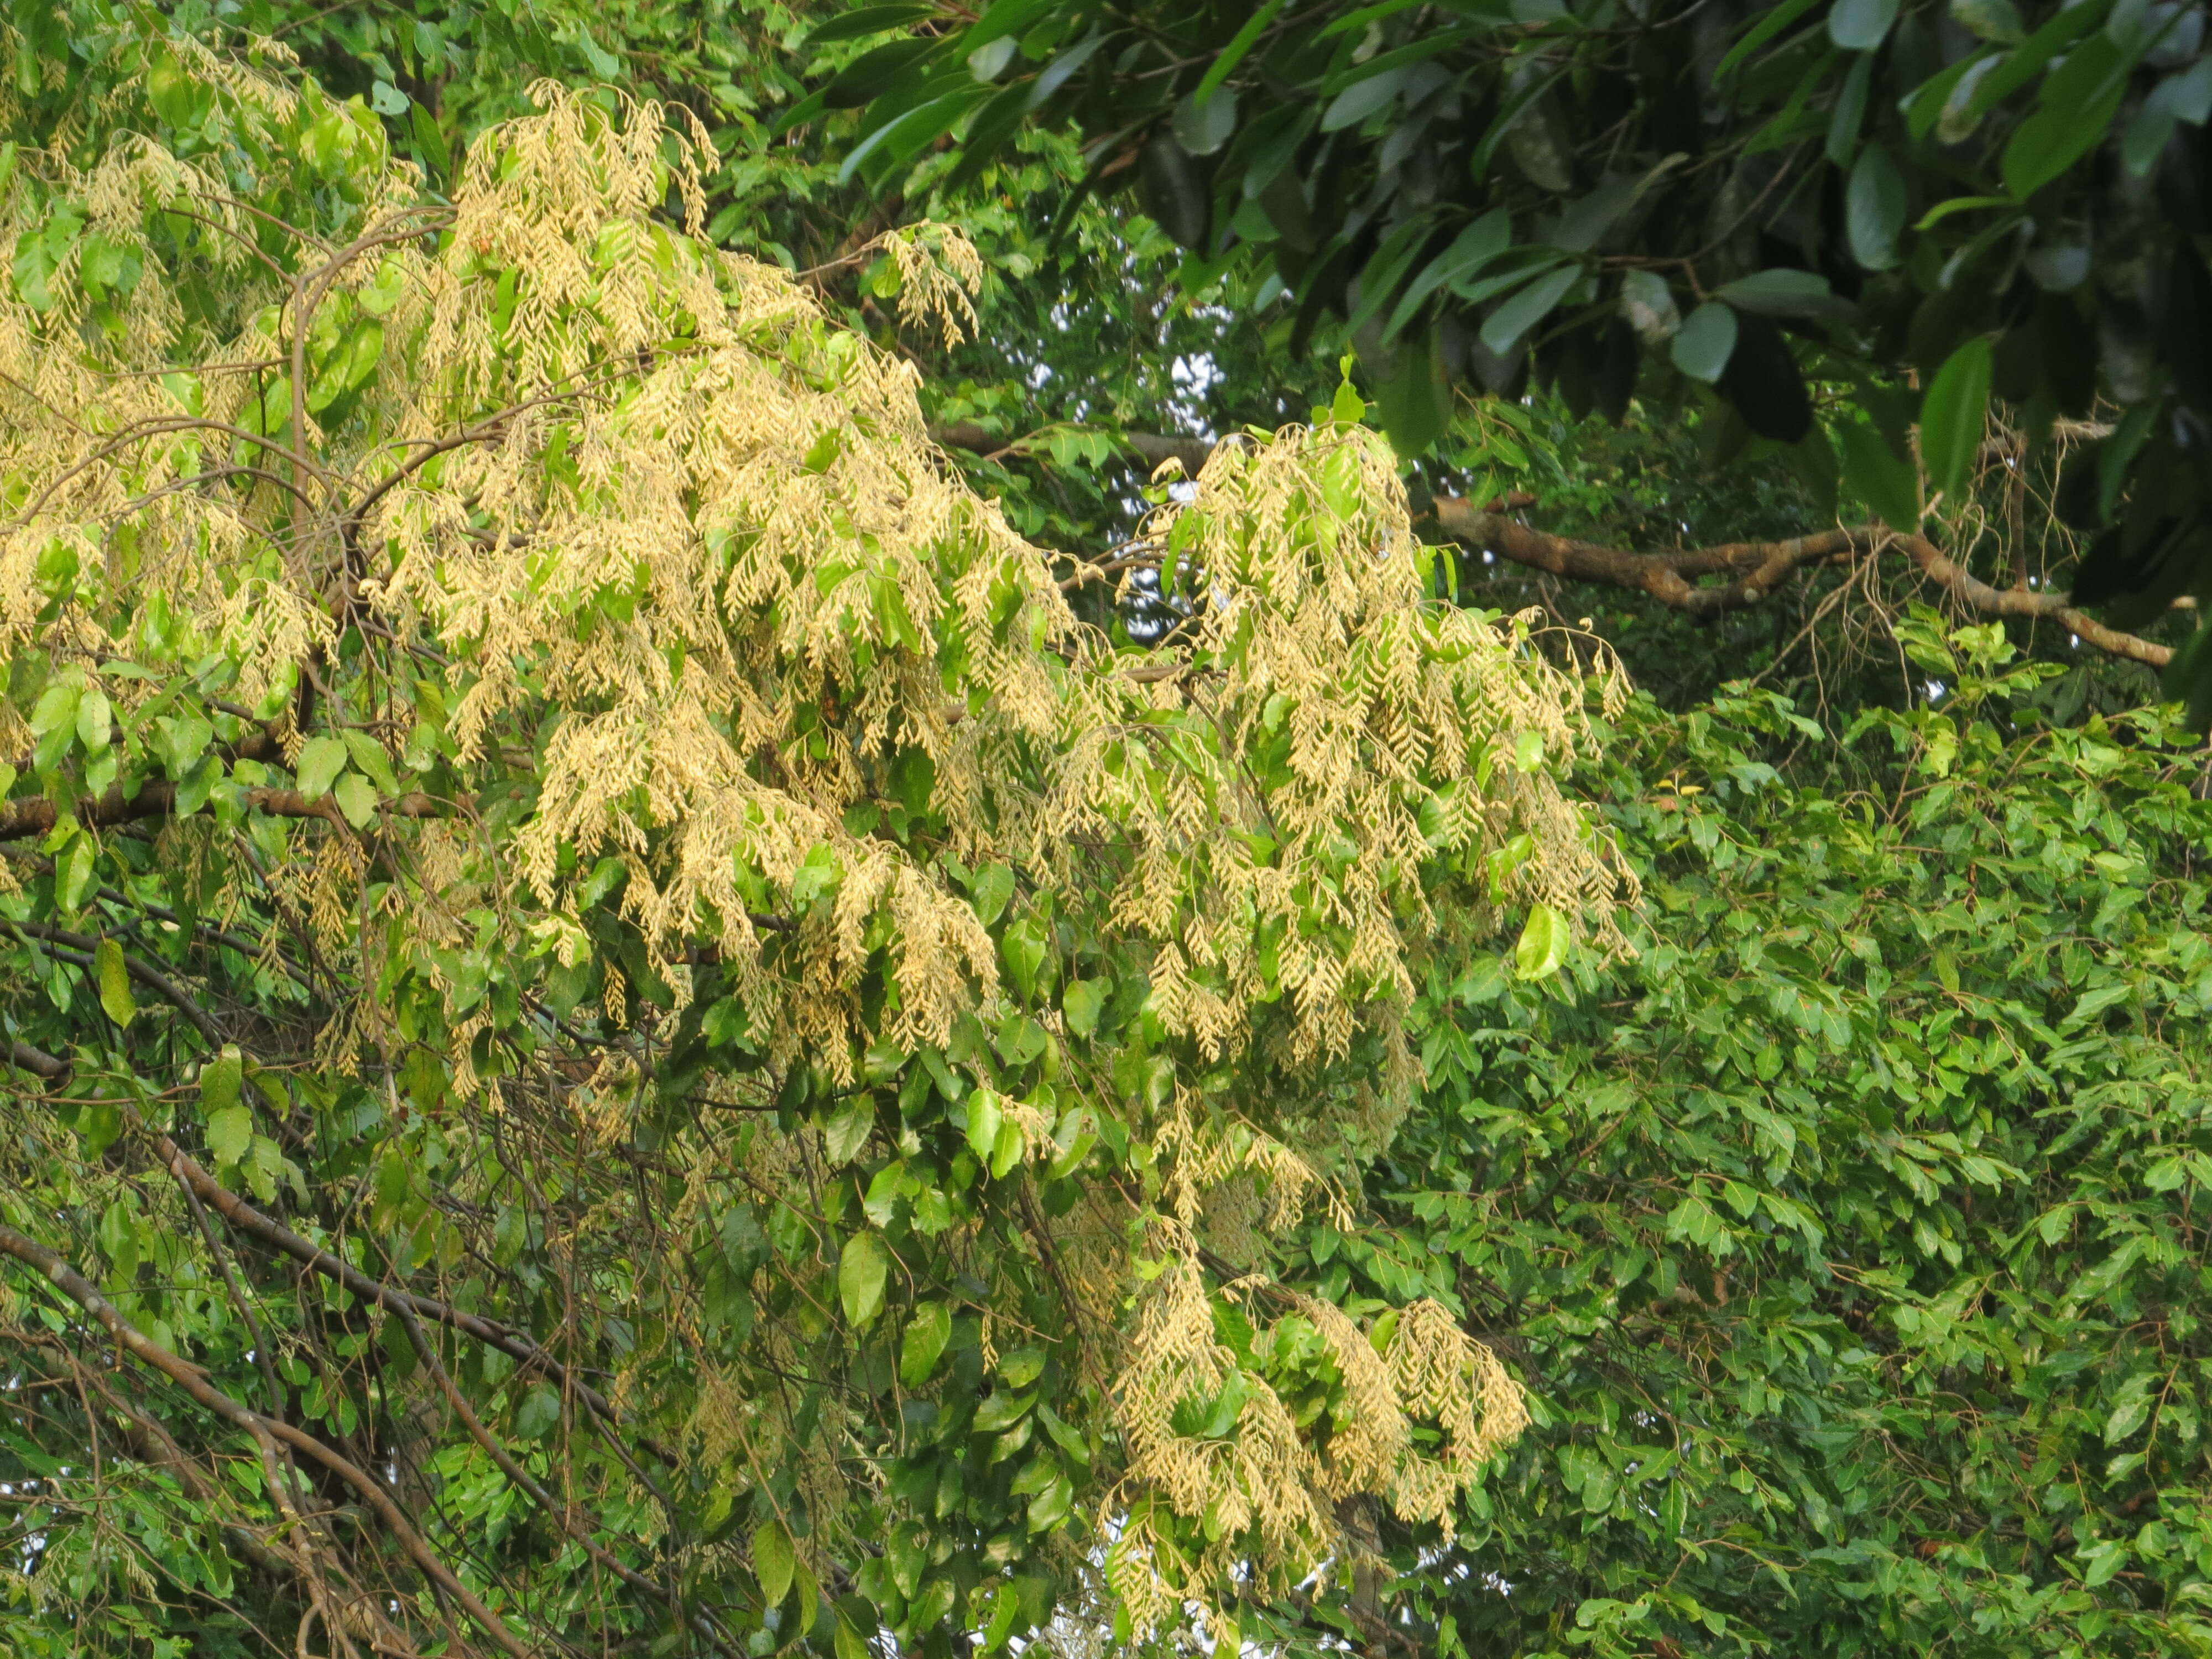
[810,0,2212,708]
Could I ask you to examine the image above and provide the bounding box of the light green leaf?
[57,834,97,911]
[971,862,1015,925]
[753,1519,796,1608]
[513,1384,562,1441]
[1919,336,1992,505]
[966,1090,1004,1161]
[1515,904,1571,979]
[1828,0,1900,51]
[206,1103,253,1168]
[1026,1470,1073,1531]
[200,1045,244,1113]
[29,682,79,740]
[1173,85,1238,156]
[294,734,347,800]
[333,771,378,829]
[990,1117,1025,1180]
[1061,978,1105,1038]
[1670,301,1738,382]
[1478,263,1579,357]
[340,729,401,795]
[899,1300,952,1386]
[821,1094,875,1165]
[95,939,134,1028]
[75,688,112,752]
[839,1232,888,1326]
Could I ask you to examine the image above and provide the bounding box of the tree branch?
[932,420,1217,475]
[0,779,444,842]
[7,920,226,1046]
[0,1223,529,1659]
[1432,500,2175,668]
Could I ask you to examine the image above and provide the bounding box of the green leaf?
[340,729,401,795]
[1919,337,1992,505]
[1515,904,1570,979]
[95,939,134,1029]
[1173,86,1238,156]
[806,4,936,45]
[1838,421,1921,531]
[75,688,111,752]
[1712,268,1841,319]
[971,863,1015,925]
[1670,302,1739,382]
[333,772,378,829]
[294,735,347,800]
[900,1300,952,1386]
[822,1094,875,1165]
[1061,978,1105,1038]
[206,1103,253,1168]
[1193,0,1291,108]
[1323,65,1411,132]
[2002,36,2130,198]
[1026,1470,1073,1531]
[1715,0,1823,77]
[409,101,451,180]
[29,682,80,740]
[513,1384,562,1441]
[840,1232,889,1326]
[1827,0,1899,51]
[753,1519,796,1608]
[56,833,97,911]
[966,1090,1004,1161]
[990,1118,1025,1180]
[1846,144,1907,270]
[200,1046,244,1113]
[834,1614,872,1659]
[1479,264,1579,357]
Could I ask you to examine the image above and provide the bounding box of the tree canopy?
[9,7,2212,1659]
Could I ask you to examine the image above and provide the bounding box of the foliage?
[0,24,1632,1658]
[812,0,2212,705]
[1313,617,2212,1657]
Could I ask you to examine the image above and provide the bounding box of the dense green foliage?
[1328,620,2212,1656]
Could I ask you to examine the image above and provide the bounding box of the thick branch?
[8,1039,67,1079]
[1434,500,2174,667]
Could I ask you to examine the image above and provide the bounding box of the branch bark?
[1431,500,2175,669]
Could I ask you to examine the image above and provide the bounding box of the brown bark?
[1432,500,2174,669]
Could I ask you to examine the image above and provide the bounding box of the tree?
[13,11,2212,1659]
[0,22,1618,1657]
[812,0,2212,708]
